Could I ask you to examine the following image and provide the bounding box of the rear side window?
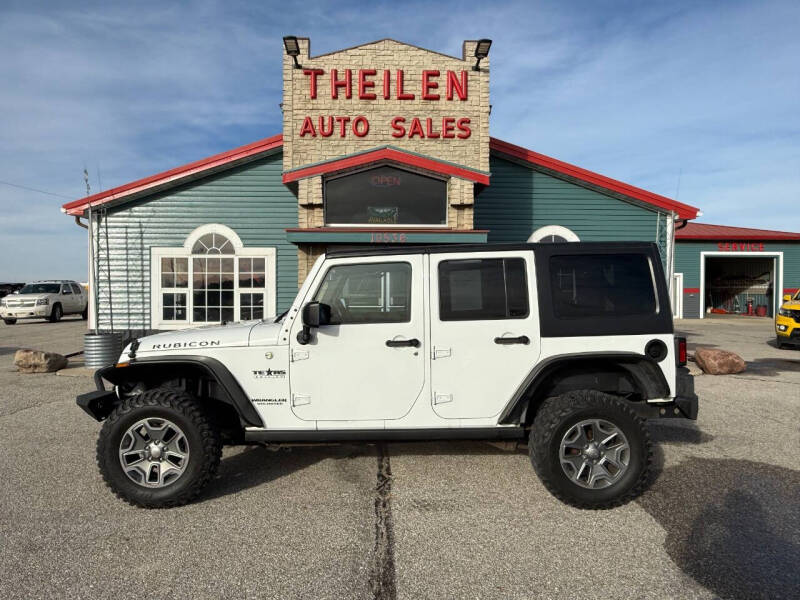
[549,254,657,318]
[439,258,529,321]
[70,284,82,295]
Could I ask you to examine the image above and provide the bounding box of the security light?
[473,38,492,71]
[283,36,301,69]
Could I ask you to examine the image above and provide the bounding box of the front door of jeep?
[289,256,425,424]
[429,252,540,420]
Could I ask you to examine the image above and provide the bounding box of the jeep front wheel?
[529,390,651,509]
[96,387,222,508]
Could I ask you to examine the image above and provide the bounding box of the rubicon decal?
[253,369,287,379]
[150,341,221,349]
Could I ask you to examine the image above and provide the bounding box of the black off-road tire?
[81,306,88,320]
[2,318,16,325]
[529,390,652,509]
[96,387,222,508]
[49,303,62,323]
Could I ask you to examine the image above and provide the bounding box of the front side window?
[439,258,529,321]
[549,254,657,318]
[314,262,411,324]
[60,284,72,295]
[325,166,447,226]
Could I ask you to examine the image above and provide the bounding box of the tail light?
[675,337,687,366]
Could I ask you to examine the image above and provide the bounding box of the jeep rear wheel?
[2,318,16,325]
[96,387,222,508]
[529,390,651,509]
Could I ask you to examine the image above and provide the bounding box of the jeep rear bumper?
[638,367,698,420]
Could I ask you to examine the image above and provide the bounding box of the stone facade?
[282,38,490,173]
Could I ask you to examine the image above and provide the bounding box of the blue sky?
[1,0,798,281]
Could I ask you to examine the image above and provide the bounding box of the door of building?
[429,251,541,420]
[288,256,426,424]
[671,273,683,319]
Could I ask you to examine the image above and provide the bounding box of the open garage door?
[702,254,781,318]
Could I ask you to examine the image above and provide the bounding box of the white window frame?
[528,225,581,243]
[699,251,783,319]
[150,224,277,330]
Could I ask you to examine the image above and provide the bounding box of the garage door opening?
[702,254,781,318]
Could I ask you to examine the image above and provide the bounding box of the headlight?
[36,298,49,306]
[778,308,791,317]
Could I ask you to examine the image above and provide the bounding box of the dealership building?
[60,38,798,335]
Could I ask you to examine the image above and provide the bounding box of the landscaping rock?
[694,347,746,375]
[14,349,68,373]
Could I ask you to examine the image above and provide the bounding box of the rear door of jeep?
[429,250,541,420]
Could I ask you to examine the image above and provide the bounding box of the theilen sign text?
[297,68,472,140]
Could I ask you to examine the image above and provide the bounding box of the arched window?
[528,225,580,243]
[151,225,276,329]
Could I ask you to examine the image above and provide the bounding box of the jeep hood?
[130,320,283,355]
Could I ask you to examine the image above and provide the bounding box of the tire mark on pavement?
[369,443,396,600]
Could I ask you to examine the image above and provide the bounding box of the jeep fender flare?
[497,352,670,425]
[94,355,264,427]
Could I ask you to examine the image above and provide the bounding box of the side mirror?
[784,294,792,302]
[62,290,69,295]
[302,301,331,328]
[297,302,332,344]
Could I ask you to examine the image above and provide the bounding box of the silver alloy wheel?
[559,419,630,489]
[118,418,190,488]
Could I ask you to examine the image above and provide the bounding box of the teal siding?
[94,153,297,331]
[476,156,662,252]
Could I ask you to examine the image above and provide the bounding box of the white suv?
[77,243,698,509]
[1,280,88,324]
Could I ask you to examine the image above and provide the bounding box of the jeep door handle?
[494,335,530,345]
[386,338,421,348]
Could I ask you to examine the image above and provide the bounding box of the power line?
[0,179,73,200]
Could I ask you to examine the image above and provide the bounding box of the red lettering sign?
[716,241,765,251]
[302,69,469,101]
[297,67,475,140]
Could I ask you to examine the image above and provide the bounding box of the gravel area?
[0,317,797,599]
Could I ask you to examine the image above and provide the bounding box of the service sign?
[282,39,490,175]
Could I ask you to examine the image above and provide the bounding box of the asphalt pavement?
[0,317,797,599]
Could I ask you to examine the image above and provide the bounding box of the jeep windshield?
[19,283,60,294]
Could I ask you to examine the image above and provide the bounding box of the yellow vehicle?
[776,290,800,348]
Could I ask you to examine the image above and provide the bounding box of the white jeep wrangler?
[77,243,697,509]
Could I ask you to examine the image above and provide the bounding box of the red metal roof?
[62,133,701,220]
[282,147,490,186]
[62,135,283,216]
[676,222,800,241]
[488,138,700,220]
